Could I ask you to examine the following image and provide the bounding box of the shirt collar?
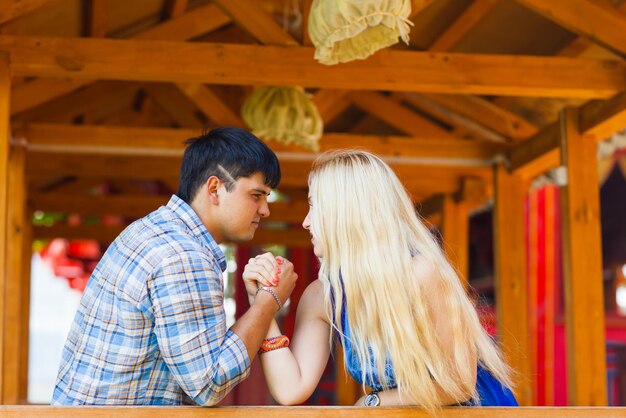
[166,195,227,272]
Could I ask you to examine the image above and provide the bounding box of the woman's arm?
[259,280,332,405]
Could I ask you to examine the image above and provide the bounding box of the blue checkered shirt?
[52,195,250,405]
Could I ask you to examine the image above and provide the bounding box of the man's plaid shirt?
[52,195,250,405]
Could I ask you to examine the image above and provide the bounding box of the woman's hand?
[242,252,282,303]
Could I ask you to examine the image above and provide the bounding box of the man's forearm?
[230,291,279,362]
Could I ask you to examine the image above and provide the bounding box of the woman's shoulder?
[298,279,328,322]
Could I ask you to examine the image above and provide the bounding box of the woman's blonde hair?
[308,150,513,413]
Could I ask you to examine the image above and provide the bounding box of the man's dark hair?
[177,126,281,203]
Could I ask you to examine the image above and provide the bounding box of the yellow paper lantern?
[308,0,413,65]
[241,86,323,151]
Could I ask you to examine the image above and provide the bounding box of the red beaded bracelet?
[258,335,290,354]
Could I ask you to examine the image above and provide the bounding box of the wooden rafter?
[429,0,500,52]
[348,91,454,139]
[9,4,232,115]
[0,0,53,25]
[1,36,624,97]
[16,124,505,163]
[142,83,204,129]
[311,90,351,124]
[165,0,189,19]
[516,0,626,58]
[400,93,508,142]
[509,91,626,175]
[176,83,244,127]
[213,0,298,46]
[86,0,107,38]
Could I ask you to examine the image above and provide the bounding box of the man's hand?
[243,253,298,307]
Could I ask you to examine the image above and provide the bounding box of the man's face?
[216,172,271,243]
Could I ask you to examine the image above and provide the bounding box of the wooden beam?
[311,90,351,124]
[165,0,188,19]
[25,152,483,198]
[142,84,204,129]
[579,91,626,140]
[86,0,107,38]
[559,107,607,406]
[301,0,313,46]
[430,0,500,51]
[493,163,532,405]
[422,94,538,140]
[0,52,10,403]
[3,145,29,404]
[441,195,469,284]
[30,193,309,223]
[348,91,454,139]
[12,81,141,125]
[401,93,508,143]
[9,4,232,115]
[0,0,53,25]
[516,0,626,58]
[17,123,504,163]
[510,91,626,177]
[176,83,245,127]
[212,0,298,46]
[2,36,624,98]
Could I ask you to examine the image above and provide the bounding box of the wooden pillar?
[3,144,30,404]
[493,163,532,405]
[0,51,11,404]
[559,107,607,406]
[442,195,469,284]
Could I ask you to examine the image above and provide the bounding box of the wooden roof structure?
[1,0,626,409]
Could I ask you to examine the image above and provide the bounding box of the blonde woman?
[243,150,517,412]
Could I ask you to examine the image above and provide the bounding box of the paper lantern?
[308,0,413,65]
[241,86,323,151]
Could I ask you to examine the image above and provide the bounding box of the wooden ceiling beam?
[86,0,107,38]
[429,0,500,52]
[516,0,626,58]
[311,90,351,124]
[0,0,54,25]
[10,4,231,115]
[142,83,204,129]
[399,93,508,143]
[25,152,487,198]
[212,0,298,46]
[509,91,626,176]
[348,91,454,139]
[16,124,505,163]
[165,0,189,19]
[421,93,539,140]
[2,36,624,98]
[176,83,245,127]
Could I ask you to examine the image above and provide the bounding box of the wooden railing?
[0,406,624,417]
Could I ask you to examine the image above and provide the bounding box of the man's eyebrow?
[252,188,271,196]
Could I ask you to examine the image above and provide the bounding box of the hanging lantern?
[308,0,413,65]
[241,86,323,151]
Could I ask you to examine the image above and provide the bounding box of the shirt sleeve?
[148,250,251,405]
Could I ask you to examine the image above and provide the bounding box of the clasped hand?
[242,252,297,307]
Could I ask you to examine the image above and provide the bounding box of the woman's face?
[302,194,323,258]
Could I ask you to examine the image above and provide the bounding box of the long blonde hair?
[308,150,513,412]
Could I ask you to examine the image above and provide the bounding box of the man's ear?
[206,176,222,204]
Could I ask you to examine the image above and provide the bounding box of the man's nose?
[259,200,270,218]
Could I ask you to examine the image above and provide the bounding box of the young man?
[52,127,298,405]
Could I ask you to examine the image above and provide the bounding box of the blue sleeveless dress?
[335,297,518,406]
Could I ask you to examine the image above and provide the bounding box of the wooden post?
[0,51,11,404]
[3,144,30,404]
[442,195,469,284]
[493,163,532,405]
[559,107,607,406]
